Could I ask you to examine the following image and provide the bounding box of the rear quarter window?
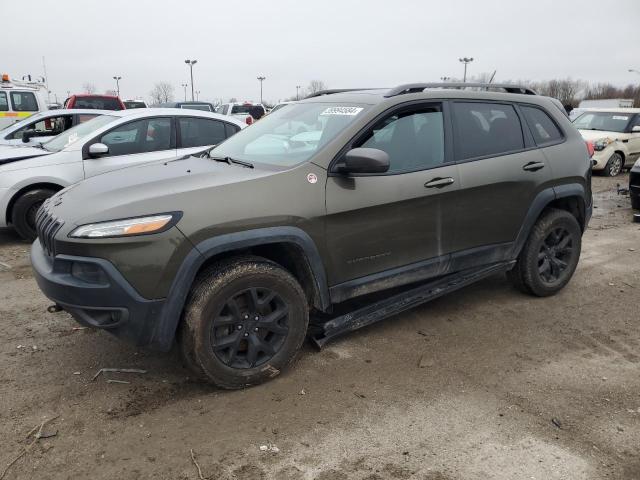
[0,92,8,111]
[521,105,563,145]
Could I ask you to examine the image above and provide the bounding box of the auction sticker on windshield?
[612,116,629,121]
[320,107,364,116]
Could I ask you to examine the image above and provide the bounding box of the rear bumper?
[30,240,169,349]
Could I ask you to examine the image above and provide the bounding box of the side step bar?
[308,262,513,349]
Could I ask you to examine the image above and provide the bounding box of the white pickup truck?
[215,102,266,125]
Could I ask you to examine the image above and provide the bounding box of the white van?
[0,74,48,130]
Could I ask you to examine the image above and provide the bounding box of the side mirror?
[88,143,109,157]
[632,125,640,133]
[21,129,36,143]
[339,148,390,174]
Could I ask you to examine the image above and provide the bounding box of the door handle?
[523,161,545,172]
[424,177,455,188]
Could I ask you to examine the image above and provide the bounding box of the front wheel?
[603,153,623,177]
[507,209,582,297]
[180,257,308,389]
[11,188,57,241]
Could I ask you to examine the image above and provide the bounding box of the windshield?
[42,115,117,152]
[573,112,632,133]
[73,96,122,110]
[210,103,370,167]
[124,101,146,109]
[181,104,212,112]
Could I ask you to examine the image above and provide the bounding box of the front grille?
[35,201,64,257]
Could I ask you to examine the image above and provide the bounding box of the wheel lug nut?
[244,314,249,319]
[237,325,243,330]
[254,316,259,321]
[244,332,249,337]
[254,327,259,332]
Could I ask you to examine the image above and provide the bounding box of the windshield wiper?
[210,156,254,168]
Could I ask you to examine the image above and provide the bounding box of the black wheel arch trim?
[148,226,331,351]
[511,183,590,259]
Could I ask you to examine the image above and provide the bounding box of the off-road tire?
[603,153,623,177]
[11,188,56,242]
[179,256,308,389]
[507,208,582,297]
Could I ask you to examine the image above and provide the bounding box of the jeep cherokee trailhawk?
[31,83,593,388]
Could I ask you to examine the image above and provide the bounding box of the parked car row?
[0,108,245,240]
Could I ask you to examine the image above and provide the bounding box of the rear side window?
[453,102,524,160]
[10,92,38,112]
[179,117,226,147]
[0,92,8,111]
[521,106,563,145]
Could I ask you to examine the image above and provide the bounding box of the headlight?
[69,213,179,238]
[593,138,613,151]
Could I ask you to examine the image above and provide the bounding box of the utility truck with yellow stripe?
[0,74,48,130]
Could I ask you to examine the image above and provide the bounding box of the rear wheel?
[11,188,56,241]
[507,209,582,297]
[603,153,623,177]
[180,257,308,389]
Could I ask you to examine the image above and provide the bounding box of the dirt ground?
[1,175,638,480]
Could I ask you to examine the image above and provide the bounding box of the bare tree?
[149,82,174,105]
[104,89,117,97]
[228,97,238,103]
[307,80,328,95]
[82,82,96,94]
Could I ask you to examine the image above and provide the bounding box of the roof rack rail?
[304,88,375,99]
[385,83,538,97]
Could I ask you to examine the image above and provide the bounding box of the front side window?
[358,106,445,173]
[10,92,38,112]
[42,114,117,152]
[453,102,524,160]
[179,117,226,147]
[211,102,370,168]
[11,114,73,139]
[100,117,172,156]
[0,92,8,111]
[521,106,563,145]
[573,112,632,133]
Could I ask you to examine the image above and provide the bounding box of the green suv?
[31,83,593,388]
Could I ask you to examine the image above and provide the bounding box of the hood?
[0,145,51,165]
[47,155,276,227]
[578,129,622,141]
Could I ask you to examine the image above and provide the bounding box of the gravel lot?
[1,175,638,480]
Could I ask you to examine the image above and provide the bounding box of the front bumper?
[31,240,168,348]
[591,148,612,170]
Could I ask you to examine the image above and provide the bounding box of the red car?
[64,94,125,110]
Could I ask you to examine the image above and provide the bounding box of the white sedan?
[0,108,112,146]
[0,108,245,240]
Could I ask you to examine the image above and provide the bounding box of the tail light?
[245,116,253,125]
[585,141,595,158]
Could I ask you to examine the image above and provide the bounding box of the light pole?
[296,85,301,100]
[440,76,451,82]
[458,57,474,83]
[184,59,197,101]
[181,83,188,102]
[113,76,122,97]
[257,76,266,104]
[195,90,201,100]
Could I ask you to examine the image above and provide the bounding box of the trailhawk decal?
[320,106,364,116]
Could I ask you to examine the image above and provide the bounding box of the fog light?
[71,262,107,284]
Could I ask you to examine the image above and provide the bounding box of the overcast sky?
[3,0,639,104]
